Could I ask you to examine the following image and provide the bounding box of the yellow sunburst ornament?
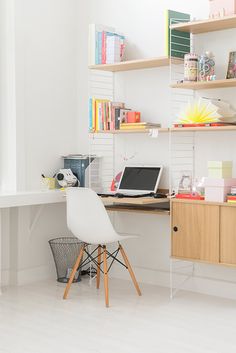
[176,98,222,124]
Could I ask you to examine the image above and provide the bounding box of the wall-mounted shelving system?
[170,14,236,194]
[169,14,236,297]
[88,14,236,194]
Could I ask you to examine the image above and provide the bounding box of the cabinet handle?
[173,226,178,232]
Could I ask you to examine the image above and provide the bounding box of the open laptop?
[98,165,163,197]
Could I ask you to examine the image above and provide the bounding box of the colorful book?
[89,98,93,131]
[165,10,190,59]
[88,24,115,65]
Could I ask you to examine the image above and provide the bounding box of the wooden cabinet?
[220,207,236,265]
[171,201,219,263]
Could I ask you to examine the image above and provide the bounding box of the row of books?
[89,98,127,131]
[88,24,125,65]
[89,98,161,132]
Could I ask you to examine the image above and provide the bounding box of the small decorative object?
[175,98,222,124]
[110,171,122,191]
[126,111,141,123]
[178,171,193,194]
[192,177,205,196]
[198,52,215,81]
[209,0,236,18]
[184,53,199,82]
[226,51,236,79]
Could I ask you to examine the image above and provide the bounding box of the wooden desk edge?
[105,205,170,215]
[102,196,170,205]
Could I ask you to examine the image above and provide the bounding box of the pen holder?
[41,177,56,190]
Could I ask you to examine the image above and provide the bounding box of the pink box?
[205,177,236,202]
[209,0,236,18]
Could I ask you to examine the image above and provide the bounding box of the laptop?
[98,165,163,197]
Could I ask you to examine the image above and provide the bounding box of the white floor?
[0,278,236,353]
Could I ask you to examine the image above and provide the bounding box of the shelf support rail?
[170,258,195,299]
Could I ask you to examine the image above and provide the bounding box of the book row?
[88,24,125,65]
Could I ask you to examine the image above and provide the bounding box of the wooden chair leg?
[63,244,85,299]
[119,244,142,296]
[103,246,109,307]
[96,245,101,289]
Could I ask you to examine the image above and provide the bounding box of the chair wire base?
[79,243,128,275]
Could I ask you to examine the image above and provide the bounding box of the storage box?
[208,161,232,178]
[209,0,236,18]
[205,177,236,202]
[126,111,141,123]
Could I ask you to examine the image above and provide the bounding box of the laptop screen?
[118,166,162,192]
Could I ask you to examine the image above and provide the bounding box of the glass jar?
[198,52,215,81]
[184,53,198,82]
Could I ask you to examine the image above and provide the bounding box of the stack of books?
[120,122,161,131]
[227,186,236,203]
[88,24,125,65]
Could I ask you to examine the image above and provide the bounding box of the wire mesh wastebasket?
[49,237,83,283]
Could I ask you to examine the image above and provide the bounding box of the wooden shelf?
[90,126,236,134]
[89,128,168,134]
[170,14,236,34]
[89,56,182,72]
[171,126,236,132]
[171,78,236,90]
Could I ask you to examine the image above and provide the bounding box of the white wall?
[0,0,17,191]
[1,0,80,285]
[14,0,79,191]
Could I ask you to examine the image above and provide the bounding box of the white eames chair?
[63,187,141,307]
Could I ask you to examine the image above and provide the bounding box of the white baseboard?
[110,266,236,301]
[2,264,236,300]
[17,265,56,285]
[1,269,10,286]
[1,265,55,286]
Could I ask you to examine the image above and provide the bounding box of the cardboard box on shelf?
[205,177,236,202]
[208,161,232,179]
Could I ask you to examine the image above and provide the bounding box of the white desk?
[0,190,66,292]
[0,190,66,208]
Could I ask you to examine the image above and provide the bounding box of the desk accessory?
[176,98,222,125]
[56,169,78,188]
[41,176,56,190]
